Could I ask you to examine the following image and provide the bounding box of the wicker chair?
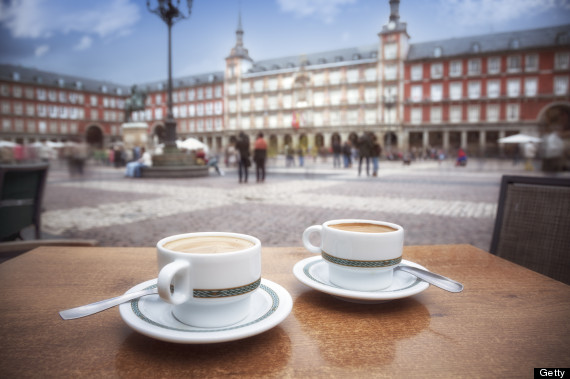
[0,163,97,263]
[490,175,570,285]
[0,163,49,241]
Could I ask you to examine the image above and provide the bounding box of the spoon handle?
[59,287,159,320]
[397,266,464,293]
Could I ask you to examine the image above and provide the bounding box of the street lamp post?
[147,0,193,150]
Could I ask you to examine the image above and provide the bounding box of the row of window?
[227,109,382,130]
[179,118,224,133]
[227,68,378,96]
[157,85,223,105]
[410,103,522,124]
[409,76,569,101]
[0,85,128,109]
[409,52,570,80]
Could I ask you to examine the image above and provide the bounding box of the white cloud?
[276,0,357,24]
[35,44,49,57]
[0,0,140,39]
[74,36,93,51]
[439,0,570,25]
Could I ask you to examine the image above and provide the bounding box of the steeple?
[227,8,251,61]
[389,0,400,22]
[379,0,407,35]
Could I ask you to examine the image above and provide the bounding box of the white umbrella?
[498,134,542,144]
[0,140,17,147]
[176,138,209,153]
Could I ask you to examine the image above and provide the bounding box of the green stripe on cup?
[322,251,402,268]
[193,278,261,298]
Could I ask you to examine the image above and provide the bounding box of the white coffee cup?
[302,219,404,291]
[156,232,261,328]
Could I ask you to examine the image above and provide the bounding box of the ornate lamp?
[147,0,193,150]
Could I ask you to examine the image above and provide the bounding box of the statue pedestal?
[141,149,209,178]
[121,122,149,150]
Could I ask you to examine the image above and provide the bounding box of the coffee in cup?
[302,219,404,291]
[163,236,255,254]
[157,232,261,328]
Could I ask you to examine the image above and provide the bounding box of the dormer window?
[472,43,480,53]
[101,85,107,93]
[287,62,295,68]
[35,76,43,84]
[556,32,568,45]
[433,47,442,58]
[208,74,215,82]
[58,78,65,87]
[116,88,122,95]
[335,56,343,62]
[12,72,20,81]
[75,81,83,90]
[272,64,280,70]
[370,52,377,58]
[352,53,361,60]
[510,39,520,49]
[157,83,163,91]
[317,58,326,64]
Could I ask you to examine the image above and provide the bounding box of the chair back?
[0,163,49,241]
[490,175,570,285]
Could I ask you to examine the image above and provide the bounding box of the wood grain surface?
[0,244,568,378]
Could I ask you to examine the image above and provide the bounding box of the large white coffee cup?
[156,232,261,328]
[302,219,404,291]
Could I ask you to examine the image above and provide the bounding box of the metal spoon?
[395,265,464,293]
[59,287,158,320]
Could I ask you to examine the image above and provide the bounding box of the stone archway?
[538,102,570,135]
[384,131,398,151]
[85,125,103,148]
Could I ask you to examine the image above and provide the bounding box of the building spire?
[236,7,244,47]
[389,0,400,22]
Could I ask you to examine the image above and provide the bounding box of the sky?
[1,0,569,85]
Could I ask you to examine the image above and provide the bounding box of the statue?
[124,85,147,122]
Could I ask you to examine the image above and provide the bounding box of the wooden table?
[1,245,568,378]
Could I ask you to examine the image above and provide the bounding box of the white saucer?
[119,278,292,344]
[293,256,430,303]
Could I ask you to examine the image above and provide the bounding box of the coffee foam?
[163,236,254,254]
[329,222,397,233]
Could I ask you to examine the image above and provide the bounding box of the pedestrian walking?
[371,139,382,176]
[236,132,251,183]
[342,141,352,168]
[253,132,268,182]
[332,139,341,168]
[358,132,372,176]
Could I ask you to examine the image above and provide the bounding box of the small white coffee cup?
[302,219,404,291]
[156,232,261,328]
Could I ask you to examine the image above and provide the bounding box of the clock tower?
[378,0,410,153]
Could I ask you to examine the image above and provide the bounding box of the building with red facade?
[1,0,569,160]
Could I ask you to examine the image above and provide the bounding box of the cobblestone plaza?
[37,158,569,252]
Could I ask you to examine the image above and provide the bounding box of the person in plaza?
[523,141,537,171]
[358,132,372,176]
[125,147,152,178]
[236,132,251,183]
[253,132,268,182]
[285,145,295,167]
[342,141,352,168]
[371,137,382,176]
[332,139,341,168]
[297,145,305,167]
[541,126,565,172]
[455,147,467,166]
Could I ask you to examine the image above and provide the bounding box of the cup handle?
[302,225,322,254]
[157,260,192,305]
